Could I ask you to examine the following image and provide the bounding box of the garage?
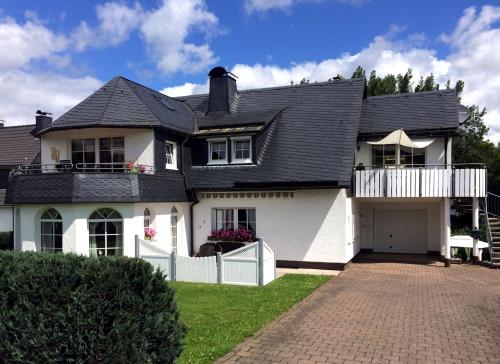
[373,209,427,254]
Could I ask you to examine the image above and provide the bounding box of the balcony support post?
[443,198,451,267]
[472,197,480,262]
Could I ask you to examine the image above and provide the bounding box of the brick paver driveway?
[220,255,500,363]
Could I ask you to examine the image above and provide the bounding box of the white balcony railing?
[353,165,486,198]
[10,162,156,175]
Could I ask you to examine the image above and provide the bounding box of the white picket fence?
[136,237,276,286]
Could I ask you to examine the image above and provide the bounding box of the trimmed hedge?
[0,231,13,250]
[0,252,185,363]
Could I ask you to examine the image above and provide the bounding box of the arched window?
[144,208,151,229]
[88,208,123,257]
[171,207,178,251]
[40,208,62,252]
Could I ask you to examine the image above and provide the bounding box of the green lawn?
[172,274,331,363]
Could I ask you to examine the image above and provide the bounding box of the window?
[372,145,426,167]
[213,208,256,233]
[40,208,62,252]
[71,139,95,169]
[88,208,123,257]
[171,207,178,251]
[208,139,228,164]
[144,208,151,229]
[372,145,396,167]
[231,137,252,163]
[165,141,177,169]
[99,137,124,171]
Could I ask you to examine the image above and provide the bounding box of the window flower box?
[208,229,255,243]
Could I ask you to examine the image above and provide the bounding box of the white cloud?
[0,71,101,126]
[165,6,500,142]
[72,1,144,51]
[72,0,220,74]
[0,15,68,70]
[140,0,219,74]
[244,0,369,13]
[161,81,208,97]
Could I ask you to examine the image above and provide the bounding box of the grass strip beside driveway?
[173,274,331,363]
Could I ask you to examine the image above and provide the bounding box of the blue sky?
[0,0,499,140]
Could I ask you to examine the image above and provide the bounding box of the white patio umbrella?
[367,129,434,148]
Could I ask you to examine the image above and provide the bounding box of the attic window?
[165,141,177,170]
[231,137,252,164]
[155,95,176,111]
[208,138,228,165]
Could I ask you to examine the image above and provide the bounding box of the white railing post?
[258,238,264,286]
[170,249,177,282]
[472,197,480,261]
[216,252,223,284]
[134,235,140,258]
[273,249,277,280]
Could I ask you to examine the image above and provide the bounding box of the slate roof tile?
[0,125,39,166]
[360,89,459,134]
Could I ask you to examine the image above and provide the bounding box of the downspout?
[179,134,198,256]
[178,101,199,257]
[12,202,15,250]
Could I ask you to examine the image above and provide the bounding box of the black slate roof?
[43,77,196,135]
[181,79,366,189]
[359,89,459,135]
[0,125,40,166]
[6,172,190,204]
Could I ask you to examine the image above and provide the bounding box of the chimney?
[0,120,4,128]
[207,67,237,113]
[33,110,52,135]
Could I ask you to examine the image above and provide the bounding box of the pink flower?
[144,227,156,239]
[209,228,254,242]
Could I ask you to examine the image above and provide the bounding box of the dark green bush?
[0,231,13,250]
[0,252,185,363]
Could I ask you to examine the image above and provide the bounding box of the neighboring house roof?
[0,125,40,166]
[43,76,196,135]
[181,78,366,189]
[359,89,459,136]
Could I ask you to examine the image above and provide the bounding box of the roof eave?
[357,127,459,140]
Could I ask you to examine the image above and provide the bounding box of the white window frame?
[208,138,228,165]
[231,136,252,164]
[212,207,256,233]
[165,141,177,170]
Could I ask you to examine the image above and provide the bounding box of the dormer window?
[165,141,177,169]
[208,138,228,165]
[231,137,252,164]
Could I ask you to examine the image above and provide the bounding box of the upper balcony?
[6,162,188,204]
[352,164,487,198]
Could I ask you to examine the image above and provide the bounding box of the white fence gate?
[136,237,276,286]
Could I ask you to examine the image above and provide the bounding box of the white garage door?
[373,209,427,254]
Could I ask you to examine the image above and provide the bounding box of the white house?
[1,66,495,269]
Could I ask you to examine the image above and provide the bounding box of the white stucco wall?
[41,128,155,167]
[193,189,356,264]
[0,207,12,232]
[15,202,190,257]
[355,137,446,167]
[358,198,442,253]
